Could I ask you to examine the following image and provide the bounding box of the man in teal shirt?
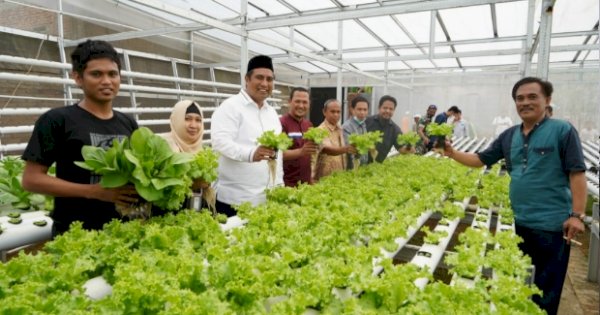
[444,77,587,315]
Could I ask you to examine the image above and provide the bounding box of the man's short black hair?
[289,87,309,100]
[512,77,553,101]
[378,95,397,108]
[71,40,121,75]
[456,109,462,114]
[351,95,370,109]
[448,105,460,113]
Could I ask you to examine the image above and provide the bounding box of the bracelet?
[569,212,585,222]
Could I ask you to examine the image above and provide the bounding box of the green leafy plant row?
[0,155,540,314]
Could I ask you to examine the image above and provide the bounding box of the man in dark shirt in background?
[280,87,318,186]
[365,95,402,163]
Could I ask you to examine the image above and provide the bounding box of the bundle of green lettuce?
[75,127,196,216]
[188,147,219,214]
[348,131,383,167]
[302,127,329,145]
[257,130,292,186]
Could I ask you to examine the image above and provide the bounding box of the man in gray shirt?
[342,95,370,169]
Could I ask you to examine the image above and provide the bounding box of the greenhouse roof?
[11,0,600,85]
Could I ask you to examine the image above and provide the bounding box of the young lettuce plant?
[426,123,454,152]
[348,131,382,168]
[76,127,195,216]
[302,127,329,145]
[396,132,420,153]
[189,147,219,215]
[257,130,292,186]
[0,156,53,211]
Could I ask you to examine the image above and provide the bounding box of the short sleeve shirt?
[280,114,313,187]
[477,118,586,231]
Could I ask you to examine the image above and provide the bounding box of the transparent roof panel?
[269,27,322,52]
[404,59,436,69]
[288,62,327,73]
[186,0,246,19]
[200,29,241,48]
[551,36,590,46]
[309,61,339,72]
[438,5,493,41]
[396,48,427,56]
[352,62,385,71]
[387,61,410,71]
[359,16,412,45]
[247,39,287,55]
[249,0,294,15]
[495,1,531,37]
[342,20,383,49]
[394,11,446,43]
[578,50,599,62]
[453,41,522,53]
[432,58,459,68]
[343,51,387,59]
[338,0,378,5]
[552,0,599,33]
[460,55,521,67]
[295,22,339,50]
[284,0,337,11]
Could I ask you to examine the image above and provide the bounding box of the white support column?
[336,20,343,104]
[240,0,249,87]
[522,0,535,76]
[384,49,389,95]
[190,31,195,91]
[57,0,72,106]
[429,10,436,59]
[536,0,554,79]
[171,60,181,101]
[122,51,139,120]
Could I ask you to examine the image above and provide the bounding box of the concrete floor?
[558,227,599,315]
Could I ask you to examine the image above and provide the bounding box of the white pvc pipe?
[0,125,34,135]
[412,216,461,289]
[372,210,433,276]
[0,211,53,251]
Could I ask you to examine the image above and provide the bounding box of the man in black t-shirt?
[22,40,138,234]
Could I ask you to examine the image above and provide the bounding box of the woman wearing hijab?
[160,100,212,211]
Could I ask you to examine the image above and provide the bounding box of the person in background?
[444,77,587,315]
[492,111,513,138]
[342,95,370,169]
[280,87,318,187]
[312,99,356,181]
[21,39,139,235]
[160,100,209,210]
[211,55,283,216]
[365,95,402,163]
[452,109,468,139]
[430,105,460,150]
[412,114,421,133]
[417,104,437,153]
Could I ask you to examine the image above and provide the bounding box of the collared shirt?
[312,120,345,181]
[280,113,313,187]
[365,115,402,163]
[342,117,368,169]
[211,89,283,206]
[478,118,586,232]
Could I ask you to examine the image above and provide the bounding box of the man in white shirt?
[492,113,513,138]
[211,55,283,216]
[453,109,468,139]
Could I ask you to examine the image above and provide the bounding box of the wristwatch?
[569,212,586,221]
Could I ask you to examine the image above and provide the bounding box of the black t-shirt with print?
[22,104,138,234]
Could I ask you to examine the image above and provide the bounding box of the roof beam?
[245,0,520,30]
[99,0,409,88]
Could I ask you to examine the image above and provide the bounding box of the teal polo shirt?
[478,118,586,232]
